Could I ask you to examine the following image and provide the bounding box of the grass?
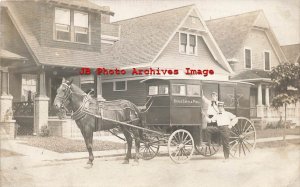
[256,127,300,139]
[19,136,125,153]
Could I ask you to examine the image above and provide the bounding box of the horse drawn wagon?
[54,78,256,165]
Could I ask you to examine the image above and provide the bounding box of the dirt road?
[1,145,300,187]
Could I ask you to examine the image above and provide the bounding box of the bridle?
[56,83,73,112]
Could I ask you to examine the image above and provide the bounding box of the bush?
[39,125,50,137]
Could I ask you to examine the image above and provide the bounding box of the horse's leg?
[122,127,132,164]
[80,126,94,167]
[133,129,141,164]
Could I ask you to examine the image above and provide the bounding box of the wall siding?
[102,80,147,106]
[234,29,281,74]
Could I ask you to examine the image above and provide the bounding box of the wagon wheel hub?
[178,143,185,149]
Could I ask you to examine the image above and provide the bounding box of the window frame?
[54,7,71,42]
[179,32,198,56]
[264,51,271,71]
[113,81,127,91]
[244,47,252,69]
[186,84,201,97]
[171,84,186,96]
[54,7,90,44]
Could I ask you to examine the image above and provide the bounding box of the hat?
[217,102,225,107]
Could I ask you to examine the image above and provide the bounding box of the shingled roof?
[3,1,113,68]
[206,10,261,59]
[110,5,194,68]
[231,69,270,81]
[281,44,300,64]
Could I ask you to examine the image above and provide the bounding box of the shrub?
[39,125,50,137]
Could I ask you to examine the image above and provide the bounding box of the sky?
[94,0,300,46]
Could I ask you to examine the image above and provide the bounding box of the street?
[1,144,300,187]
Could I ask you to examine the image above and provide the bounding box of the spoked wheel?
[195,143,221,157]
[140,136,160,160]
[168,129,194,164]
[230,117,256,158]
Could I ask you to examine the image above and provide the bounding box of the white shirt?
[202,95,219,122]
[211,111,236,127]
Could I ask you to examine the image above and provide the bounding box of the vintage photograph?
[0,0,299,186]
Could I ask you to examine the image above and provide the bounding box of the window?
[245,48,252,69]
[114,81,127,91]
[21,74,37,102]
[74,11,89,43]
[55,8,71,41]
[148,85,169,95]
[54,8,89,43]
[264,51,270,71]
[172,84,186,96]
[158,85,169,95]
[149,86,158,95]
[180,33,187,53]
[179,33,197,55]
[187,85,200,96]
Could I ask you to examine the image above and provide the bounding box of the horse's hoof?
[84,163,93,169]
[122,160,129,164]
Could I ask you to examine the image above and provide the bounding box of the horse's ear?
[62,77,66,83]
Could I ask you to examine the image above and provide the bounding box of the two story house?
[206,10,299,126]
[86,5,238,108]
[0,0,117,136]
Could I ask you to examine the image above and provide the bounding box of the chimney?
[101,6,111,23]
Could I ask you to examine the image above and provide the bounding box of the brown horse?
[53,78,143,167]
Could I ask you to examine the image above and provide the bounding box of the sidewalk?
[1,135,300,170]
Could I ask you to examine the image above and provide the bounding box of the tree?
[270,62,300,141]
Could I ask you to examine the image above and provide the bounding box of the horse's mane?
[71,83,97,103]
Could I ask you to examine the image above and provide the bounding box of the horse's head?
[53,77,73,110]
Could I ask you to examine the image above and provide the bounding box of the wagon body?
[144,79,252,127]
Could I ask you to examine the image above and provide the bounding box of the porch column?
[256,83,264,118]
[265,86,270,106]
[0,68,15,139]
[94,75,105,102]
[34,71,49,135]
[0,68,13,121]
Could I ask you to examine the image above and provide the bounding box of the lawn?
[19,136,125,153]
[17,127,300,153]
[256,127,300,139]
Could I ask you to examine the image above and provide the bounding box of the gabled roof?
[206,10,261,59]
[110,5,232,74]
[231,69,270,80]
[281,44,300,64]
[2,2,112,68]
[0,49,27,61]
[110,5,194,68]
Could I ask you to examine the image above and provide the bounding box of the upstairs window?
[179,33,197,55]
[180,33,187,53]
[54,8,89,44]
[264,51,270,71]
[114,81,127,91]
[55,8,71,41]
[245,48,252,69]
[74,11,89,43]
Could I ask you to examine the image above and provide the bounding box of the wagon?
[134,78,257,163]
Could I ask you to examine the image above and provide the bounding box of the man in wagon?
[205,102,236,160]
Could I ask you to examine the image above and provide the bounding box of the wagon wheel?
[229,117,256,158]
[195,143,221,157]
[140,136,160,160]
[168,129,194,164]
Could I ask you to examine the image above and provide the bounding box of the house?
[206,10,299,126]
[84,5,240,109]
[0,0,117,136]
[281,44,300,64]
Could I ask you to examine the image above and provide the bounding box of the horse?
[53,78,143,167]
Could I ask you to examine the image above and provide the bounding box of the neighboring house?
[0,0,116,135]
[281,44,300,64]
[87,5,235,107]
[206,10,299,125]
